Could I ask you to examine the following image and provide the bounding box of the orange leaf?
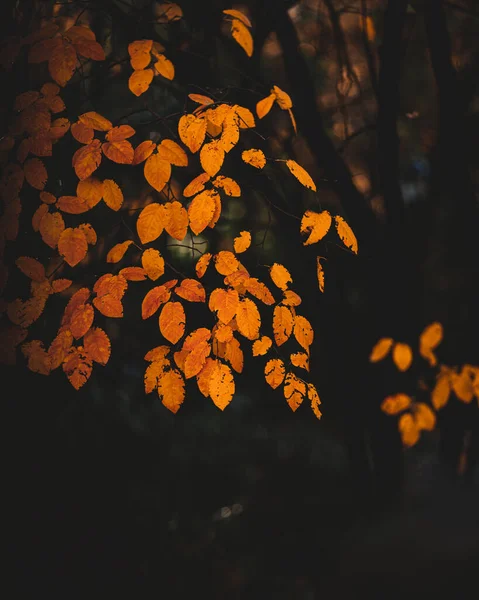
[72,139,102,180]
[175,279,206,302]
[236,298,260,340]
[157,139,188,166]
[40,191,56,205]
[82,327,111,365]
[282,290,302,307]
[102,139,134,164]
[77,176,104,208]
[256,94,275,119]
[61,288,90,329]
[178,114,206,153]
[144,358,169,393]
[223,9,252,27]
[398,413,420,447]
[334,215,358,254]
[120,267,147,281]
[244,278,275,305]
[142,285,170,319]
[284,159,316,191]
[272,85,293,110]
[316,257,325,292]
[294,315,314,351]
[196,358,217,397]
[188,93,214,105]
[164,201,188,241]
[158,369,185,413]
[212,175,241,197]
[392,342,413,372]
[69,303,94,339]
[183,172,210,197]
[62,346,93,390]
[184,340,211,379]
[214,250,240,276]
[78,112,112,131]
[188,189,218,235]
[300,210,331,245]
[207,191,221,229]
[72,120,94,144]
[107,240,133,263]
[219,112,240,153]
[308,383,322,419]
[144,153,171,192]
[24,157,47,190]
[49,40,77,87]
[128,68,154,96]
[234,231,251,253]
[22,340,52,375]
[106,125,135,142]
[270,263,292,291]
[153,54,175,80]
[200,139,225,177]
[48,330,73,369]
[183,328,211,351]
[214,324,233,343]
[57,196,90,214]
[195,253,212,278]
[159,301,185,344]
[273,305,294,346]
[64,24,96,42]
[432,369,451,410]
[232,105,255,129]
[242,148,266,169]
[78,222,97,246]
[144,345,170,362]
[265,358,285,389]
[291,352,309,371]
[209,362,235,410]
[209,288,239,324]
[142,247,165,280]
[51,278,72,293]
[252,335,272,357]
[39,211,64,248]
[413,402,436,431]
[29,134,52,157]
[225,336,244,373]
[137,202,166,244]
[284,372,306,411]
[49,117,70,140]
[16,257,45,282]
[419,322,443,367]
[132,140,156,165]
[94,274,127,299]
[381,393,412,415]
[369,337,393,363]
[58,227,88,267]
[73,38,105,61]
[230,18,253,57]
[92,295,123,318]
[128,39,152,70]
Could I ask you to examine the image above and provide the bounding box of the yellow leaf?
[398,413,420,447]
[144,359,168,393]
[196,357,217,397]
[234,231,251,253]
[72,139,102,180]
[432,369,451,410]
[282,290,302,307]
[419,322,443,367]
[287,108,297,134]
[231,18,253,57]
[209,288,239,324]
[273,305,294,346]
[284,372,306,412]
[58,227,88,267]
[219,112,240,153]
[178,114,207,153]
[159,301,185,344]
[290,352,309,371]
[195,253,212,278]
[183,172,210,197]
[265,358,285,389]
[381,393,411,415]
[107,240,133,263]
[102,179,124,211]
[183,328,211,351]
[392,342,413,372]
[334,215,358,254]
[128,39,152,70]
[223,9,252,27]
[215,324,233,343]
[120,267,147,281]
[369,337,394,363]
[256,93,275,119]
[188,189,218,235]
[144,154,171,192]
[137,202,166,244]
[316,257,325,292]
[451,368,474,403]
[270,262,292,291]
[144,345,170,362]
[413,402,436,431]
[232,105,255,129]
[158,369,185,413]
[157,139,188,166]
[252,335,272,357]
[128,68,154,96]
[225,336,244,373]
[212,175,241,196]
[200,139,225,177]
[209,362,235,410]
[184,340,211,379]
[242,148,266,169]
[272,85,293,110]
[142,248,165,281]
[164,200,188,241]
[142,285,170,319]
[106,125,136,142]
[153,54,175,80]
[132,140,156,165]
[294,315,314,351]
[300,210,332,245]
[175,278,206,302]
[308,383,322,419]
[236,298,260,340]
[207,191,222,229]
[245,278,275,305]
[284,159,316,191]
[215,250,240,276]
[78,111,112,131]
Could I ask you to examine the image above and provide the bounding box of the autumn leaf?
[316,257,325,292]
[242,148,266,169]
[24,158,47,190]
[92,295,123,318]
[270,263,292,291]
[432,369,451,410]
[200,140,225,177]
[49,39,77,87]
[300,210,332,245]
[236,298,260,340]
[196,358,217,397]
[381,393,411,415]
[132,140,156,165]
[188,93,214,106]
[183,172,210,197]
[16,257,45,282]
[392,342,413,372]
[175,279,206,302]
[209,362,235,410]
[234,231,251,253]
[102,179,124,211]
[142,285,170,319]
[107,240,133,263]
[419,322,443,367]
[71,121,94,144]
[153,54,175,80]
[137,202,166,244]
[129,68,154,96]
[256,94,275,119]
[84,327,111,365]
[273,305,294,347]
[51,278,72,293]
[72,139,102,180]
[291,352,309,371]
[57,196,90,214]
[184,340,211,379]
[230,19,253,57]
[77,176,103,208]
[62,346,93,390]
[102,140,134,164]
[334,215,358,254]
[69,303,94,339]
[188,189,217,235]
[265,358,285,389]
[120,267,147,281]
[209,288,239,324]
[39,211,64,248]
[128,39,152,70]
[58,227,88,267]
[183,328,211,351]
[245,278,275,305]
[369,337,394,363]
[48,330,73,369]
[22,340,51,375]
[282,290,302,307]
[140,248,164,281]
[78,112,112,131]
[178,114,207,153]
[284,372,306,412]
[212,175,241,197]
[451,367,474,403]
[159,301,185,344]
[195,253,212,278]
[294,315,314,351]
[413,402,436,431]
[144,153,171,192]
[164,201,188,241]
[223,9,252,27]
[252,336,272,357]
[398,413,419,447]
[215,250,240,276]
[283,159,316,191]
[157,139,188,166]
[106,125,135,142]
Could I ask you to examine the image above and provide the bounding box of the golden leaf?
[39,211,64,248]
[128,68,154,96]
[209,288,239,324]
[334,215,358,254]
[102,140,134,164]
[15,257,45,282]
[195,252,212,278]
[244,278,275,305]
[215,324,233,343]
[102,179,124,211]
[219,112,240,153]
[145,359,168,393]
[175,279,206,302]
[92,295,123,318]
[291,352,309,371]
[212,175,241,197]
[200,139,225,177]
[188,189,218,235]
[132,140,156,165]
[209,362,235,410]
[188,93,214,105]
[48,40,77,87]
[284,159,316,191]
[369,337,394,363]
[153,54,175,80]
[183,328,211,351]
[158,369,185,413]
[256,94,275,120]
[178,114,207,153]
[61,288,91,330]
[144,153,171,192]
[22,340,51,375]
[272,85,293,110]
[48,330,73,370]
[24,157,47,190]
[308,383,322,419]
[72,139,102,180]
[273,305,293,346]
[287,108,297,134]
[236,298,260,340]
[207,191,222,229]
[164,201,188,241]
[137,202,166,244]
[83,327,111,365]
[451,368,474,403]
[234,231,251,253]
[58,227,88,267]
[419,322,443,367]
[142,248,165,281]
[106,125,135,142]
[62,346,93,390]
[242,148,266,169]
[284,372,306,412]
[159,301,185,344]
[57,196,90,214]
[77,176,103,208]
[69,303,94,339]
[223,9,252,27]
[270,262,292,291]
[252,336,272,357]
[196,358,217,397]
[184,340,211,379]
[413,402,436,431]
[144,345,170,362]
[282,290,302,306]
[106,240,133,263]
[265,358,286,389]
[141,285,170,319]
[183,172,210,197]
[120,267,147,281]
[94,274,127,300]
[215,250,240,276]
[230,18,253,57]
[431,370,451,410]
[128,39,152,70]
[294,315,314,350]
[78,111,112,131]
[300,210,332,245]
[225,336,244,373]
[232,105,255,129]
[398,413,420,447]
[381,393,411,415]
[316,257,325,292]
[157,139,188,166]
[392,342,413,372]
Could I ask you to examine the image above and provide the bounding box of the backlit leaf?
[284,159,316,191]
[62,346,93,390]
[209,288,239,324]
[419,322,443,367]
[49,40,77,86]
[52,278,72,293]
[137,202,166,244]
[120,267,147,281]
[225,337,243,373]
[242,148,266,169]
[77,176,103,208]
[128,39,152,70]
[69,303,94,339]
[300,210,331,245]
[223,9,252,27]
[236,298,260,340]
[164,201,188,240]
[272,85,293,110]
[398,413,419,447]
[39,191,56,205]
[183,328,211,351]
[153,54,175,80]
[159,301,185,344]
[144,153,171,192]
[73,38,105,61]
[256,94,275,119]
[233,105,255,129]
[252,335,272,356]
[282,290,302,306]
[24,158,47,190]
[291,352,309,371]
[188,189,217,235]
[183,172,210,197]
[231,19,253,57]
[92,295,123,318]
[451,368,474,403]
[381,393,411,415]
[316,257,325,292]
[132,140,156,165]
[294,315,314,350]
[57,196,90,214]
[234,231,251,253]
[196,358,217,397]
[212,175,241,196]
[102,140,134,164]
[273,305,294,346]
[102,179,124,211]
[195,253,212,278]
[175,279,206,302]
[215,251,240,276]
[105,125,135,143]
[128,68,154,96]
[200,139,225,177]
[84,327,111,365]
[107,240,133,263]
[369,337,394,363]
[72,139,102,180]
[209,362,235,410]
[22,340,51,375]
[142,248,165,280]
[158,369,185,413]
[214,324,233,343]
[48,330,73,369]
[392,342,413,372]
[142,285,170,319]
[78,112,112,131]
[39,211,64,248]
[184,340,211,379]
[157,139,188,166]
[178,114,206,153]
[245,278,275,305]
[334,215,358,254]
[284,372,306,412]
[188,93,214,105]
[265,358,285,389]
[270,263,292,291]
[308,383,322,419]
[58,227,88,267]
[432,370,451,410]
[413,402,436,431]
